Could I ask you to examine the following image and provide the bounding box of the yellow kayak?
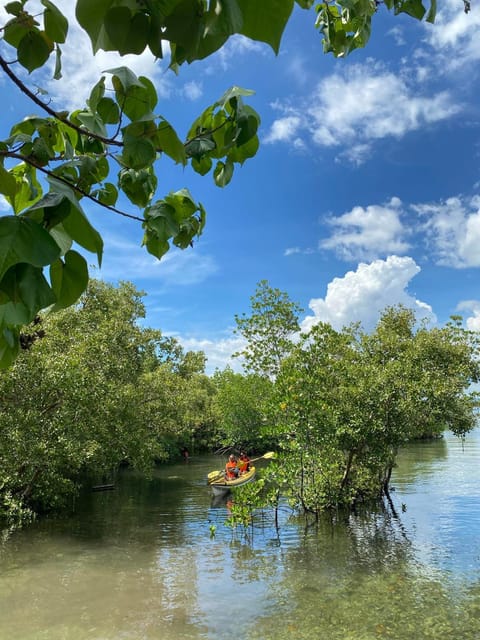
[207,466,256,495]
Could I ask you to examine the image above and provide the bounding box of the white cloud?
[457,300,480,330]
[388,26,406,46]
[263,116,302,144]
[284,246,314,256]
[284,247,302,256]
[422,0,480,67]
[337,143,372,166]
[413,196,480,267]
[182,81,203,101]
[320,197,411,261]
[309,63,459,147]
[176,333,245,374]
[300,255,435,333]
[265,62,460,162]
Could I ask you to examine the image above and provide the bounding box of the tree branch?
[0,150,145,223]
[0,55,124,147]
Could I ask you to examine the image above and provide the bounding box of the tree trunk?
[340,449,355,491]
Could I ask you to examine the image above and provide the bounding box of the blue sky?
[2,1,480,372]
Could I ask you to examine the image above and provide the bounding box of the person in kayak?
[238,452,250,475]
[225,454,239,480]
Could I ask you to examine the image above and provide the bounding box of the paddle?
[249,451,276,464]
[207,451,275,484]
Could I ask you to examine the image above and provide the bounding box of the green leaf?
[30,137,52,166]
[156,118,187,165]
[240,0,294,54]
[174,218,200,249]
[121,136,157,170]
[50,250,89,310]
[105,66,145,92]
[0,263,56,325]
[17,30,54,73]
[76,111,108,137]
[0,165,18,199]
[42,0,69,43]
[95,182,118,206]
[218,86,255,109]
[61,206,103,265]
[53,43,62,80]
[46,177,103,265]
[5,2,25,16]
[110,73,158,121]
[147,10,164,58]
[76,0,115,53]
[104,6,131,51]
[187,104,215,140]
[145,202,180,239]
[425,0,437,22]
[394,0,426,19]
[185,136,216,159]
[143,232,170,259]
[236,111,259,146]
[97,97,120,124]
[104,7,149,55]
[204,0,244,37]
[227,134,259,164]
[197,201,206,235]
[3,16,33,48]
[0,216,61,281]
[191,156,212,176]
[7,164,42,214]
[214,160,234,187]
[143,201,177,258]
[88,77,106,112]
[49,223,73,256]
[163,1,210,65]
[119,168,157,208]
[58,122,78,158]
[22,191,68,228]
[164,188,198,221]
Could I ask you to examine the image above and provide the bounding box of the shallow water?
[1,430,479,639]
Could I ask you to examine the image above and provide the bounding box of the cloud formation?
[457,300,480,330]
[422,0,480,67]
[300,256,435,333]
[320,197,410,261]
[264,62,460,163]
[413,196,480,267]
[177,334,245,374]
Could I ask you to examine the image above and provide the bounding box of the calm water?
[1,430,479,640]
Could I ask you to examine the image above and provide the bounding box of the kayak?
[207,465,256,495]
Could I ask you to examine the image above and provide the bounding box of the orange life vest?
[225,460,238,479]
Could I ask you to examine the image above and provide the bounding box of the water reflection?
[0,432,479,639]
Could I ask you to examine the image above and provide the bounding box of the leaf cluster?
[315,0,438,58]
[0,2,270,367]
